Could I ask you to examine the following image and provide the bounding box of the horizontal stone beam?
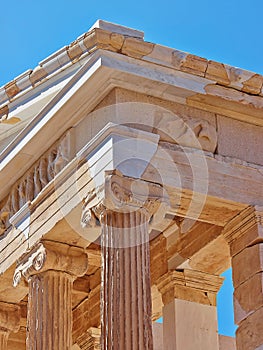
[1,136,261,274]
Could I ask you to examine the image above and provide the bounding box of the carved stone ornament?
[13,243,46,287]
[0,130,73,235]
[13,241,88,287]
[154,110,218,153]
[81,170,169,228]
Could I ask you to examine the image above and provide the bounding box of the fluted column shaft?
[27,270,72,350]
[81,172,166,350]
[101,209,153,350]
[13,241,88,350]
[0,331,8,350]
[0,302,20,350]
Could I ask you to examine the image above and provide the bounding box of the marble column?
[157,269,223,350]
[100,209,152,350]
[13,241,88,350]
[223,206,263,350]
[0,302,20,350]
[81,172,166,350]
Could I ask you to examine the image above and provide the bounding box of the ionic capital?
[0,302,20,333]
[13,241,88,286]
[81,170,168,227]
[156,269,223,306]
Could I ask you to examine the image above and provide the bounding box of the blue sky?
[1,0,261,338]
[0,0,262,86]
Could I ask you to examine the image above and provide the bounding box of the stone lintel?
[0,302,20,333]
[157,269,224,306]
[13,241,88,286]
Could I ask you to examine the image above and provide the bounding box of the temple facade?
[0,20,262,350]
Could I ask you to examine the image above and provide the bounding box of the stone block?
[163,299,219,350]
[180,54,208,77]
[110,32,124,50]
[189,235,231,275]
[142,44,175,67]
[67,42,83,61]
[230,223,263,257]
[83,30,97,51]
[171,50,188,69]
[234,272,263,325]
[205,61,230,85]
[0,87,9,104]
[232,243,263,288]
[153,322,163,350]
[15,70,32,91]
[242,74,263,95]
[0,105,8,119]
[83,28,124,53]
[224,65,255,91]
[217,114,263,166]
[96,28,124,51]
[164,284,216,306]
[219,335,236,350]
[121,37,154,58]
[4,82,20,99]
[29,66,48,86]
[236,307,263,350]
[89,19,144,39]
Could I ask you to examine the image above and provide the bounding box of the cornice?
[0,20,262,124]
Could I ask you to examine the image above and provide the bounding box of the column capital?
[81,170,168,228]
[222,206,263,255]
[156,269,224,306]
[13,240,88,286]
[0,302,20,333]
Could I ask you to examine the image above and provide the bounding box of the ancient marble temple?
[0,20,262,350]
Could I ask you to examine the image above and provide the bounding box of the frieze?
[155,111,218,152]
[0,130,73,235]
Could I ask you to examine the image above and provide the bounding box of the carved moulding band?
[222,205,263,245]
[13,241,88,287]
[81,170,169,228]
[0,130,73,236]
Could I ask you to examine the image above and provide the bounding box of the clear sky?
[0,0,262,87]
[1,0,260,338]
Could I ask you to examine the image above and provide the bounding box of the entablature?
[0,122,262,276]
